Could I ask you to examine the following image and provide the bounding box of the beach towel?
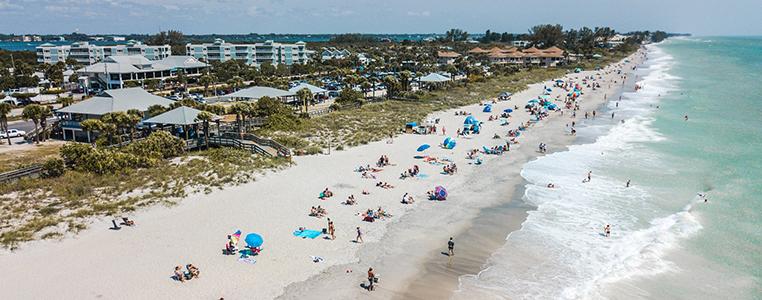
[416,173,430,179]
[293,229,323,239]
[238,256,257,264]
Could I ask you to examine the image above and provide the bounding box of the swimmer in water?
[626,180,631,187]
[604,224,611,237]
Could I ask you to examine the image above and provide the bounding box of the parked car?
[0,129,26,139]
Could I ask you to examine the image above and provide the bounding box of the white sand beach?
[0,50,644,300]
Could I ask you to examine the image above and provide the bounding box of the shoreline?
[413,57,642,300]
[279,51,645,299]
[0,51,644,300]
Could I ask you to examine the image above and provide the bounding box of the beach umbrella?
[443,137,452,145]
[244,233,264,248]
[446,140,457,149]
[464,115,478,125]
[434,186,448,200]
[503,108,514,113]
[417,144,431,152]
[483,105,492,113]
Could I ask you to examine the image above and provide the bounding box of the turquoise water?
[455,37,761,299]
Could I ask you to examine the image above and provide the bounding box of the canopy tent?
[288,83,328,95]
[483,104,492,113]
[463,115,479,125]
[143,106,221,126]
[418,73,451,83]
[224,86,295,101]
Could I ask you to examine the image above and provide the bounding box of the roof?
[437,51,461,58]
[225,86,294,100]
[468,47,489,54]
[76,55,207,74]
[418,73,451,83]
[288,83,327,94]
[56,87,174,116]
[143,106,221,125]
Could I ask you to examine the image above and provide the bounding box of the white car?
[0,129,26,138]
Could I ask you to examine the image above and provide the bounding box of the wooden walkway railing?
[0,165,44,182]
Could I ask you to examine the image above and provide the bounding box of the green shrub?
[40,158,65,178]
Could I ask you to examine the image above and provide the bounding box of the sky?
[0,0,759,36]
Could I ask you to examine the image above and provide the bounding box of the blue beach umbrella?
[443,137,452,145]
[245,233,264,248]
[417,144,431,152]
[503,108,514,113]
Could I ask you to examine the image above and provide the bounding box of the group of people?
[309,206,328,218]
[443,163,457,175]
[362,207,391,222]
[375,182,394,189]
[400,165,420,179]
[538,142,548,153]
[401,193,415,204]
[376,155,391,167]
[173,264,200,283]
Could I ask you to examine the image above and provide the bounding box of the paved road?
[6,117,58,133]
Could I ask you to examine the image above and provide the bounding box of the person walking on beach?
[626,180,631,187]
[356,227,364,243]
[448,237,455,256]
[367,267,376,291]
[328,218,335,240]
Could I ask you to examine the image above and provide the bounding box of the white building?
[321,47,351,60]
[512,40,531,48]
[76,55,207,89]
[36,40,171,64]
[186,39,308,67]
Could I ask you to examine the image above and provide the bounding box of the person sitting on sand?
[310,206,318,217]
[344,195,357,205]
[174,266,185,282]
[316,206,327,217]
[362,189,370,195]
[226,235,238,253]
[187,264,200,279]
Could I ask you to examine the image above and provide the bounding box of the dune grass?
[0,147,289,249]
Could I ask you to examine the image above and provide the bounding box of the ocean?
[454,37,762,299]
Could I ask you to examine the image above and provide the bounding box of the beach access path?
[0,50,644,300]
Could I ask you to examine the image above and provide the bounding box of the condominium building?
[186,39,308,66]
[36,41,171,64]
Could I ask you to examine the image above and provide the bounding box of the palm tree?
[399,71,412,92]
[146,104,168,118]
[195,111,214,150]
[0,102,11,145]
[382,76,400,99]
[228,76,244,91]
[125,109,143,142]
[296,88,313,115]
[228,102,252,135]
[21,104,44,144]
[38,106,52,142]
[79,119,104,144]
[360,80,372,99]
[102,112,131,145]
[199,74,216,97]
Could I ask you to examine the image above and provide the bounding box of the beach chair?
[121,217,135,226]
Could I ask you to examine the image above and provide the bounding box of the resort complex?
[186,38,309,66]
[2,16,744,300]
[36,41,172,64]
